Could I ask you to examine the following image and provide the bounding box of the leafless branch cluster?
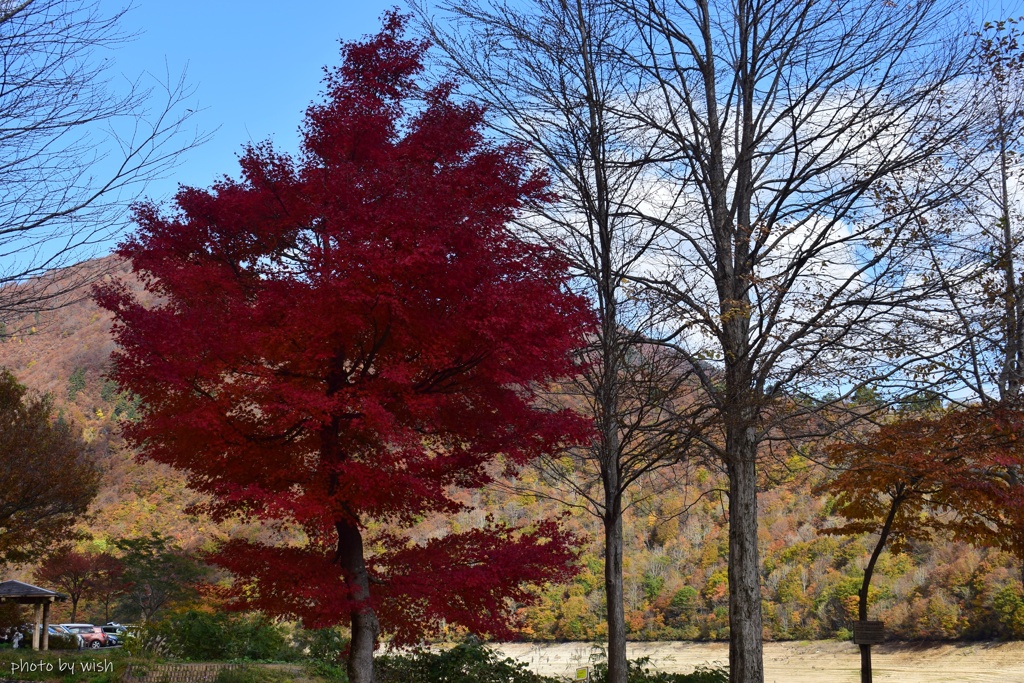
[0,0,203,324]
[420,0,988,681]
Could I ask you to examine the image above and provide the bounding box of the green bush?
[993,585,1024,638]
[46,633,81,650]
[376,640,557,683]
[292,625,347,666]
[141,610,295,661]
[67,367,86,400]
[304,658,347,682]
[375,643,727,683]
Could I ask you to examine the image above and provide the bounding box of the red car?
[59,624,108,649]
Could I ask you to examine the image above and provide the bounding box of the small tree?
[113,533,204,623]
[0,369,98,564]
[817,405,1024,683]
[96,15,592,683]
[33,547,123,621]
[89,553,128,624]
[66,368,86,401]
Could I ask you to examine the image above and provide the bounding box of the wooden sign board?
[853,620,885,645]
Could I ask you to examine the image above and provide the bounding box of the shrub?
[121,625,174,659]
[292,626,347,666]
[140,610,294,661]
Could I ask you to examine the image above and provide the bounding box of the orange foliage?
[819,405,1024,553]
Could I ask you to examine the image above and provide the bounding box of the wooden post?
[31,603,41,650]
[41,600,50,651]
[853,621,885,683]
[860,644,872,683]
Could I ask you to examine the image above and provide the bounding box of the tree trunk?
[726,427,763,683]
[994,101,1024,402]
[600,304,626,683]
[860,645,872,683]
[604,496,627,683]
[857,487,903,683]
[337,519,379,683]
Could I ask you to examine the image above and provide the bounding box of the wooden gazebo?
[0,580,66,650]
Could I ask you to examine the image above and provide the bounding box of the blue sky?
[102,0,407,203]
[103,0,1024,210]
[39,0,1024,264]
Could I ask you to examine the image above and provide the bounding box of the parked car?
[59,623,107,649]
[101,622,133,647]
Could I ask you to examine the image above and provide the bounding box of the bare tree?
[0,0,200,322]
[415,3,711,681]
[979,21,1024,403]
[610,0,978,680]
[918,18,1024,405]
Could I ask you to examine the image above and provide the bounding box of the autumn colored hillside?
[0,257,221,550]
[2,257,1023,642]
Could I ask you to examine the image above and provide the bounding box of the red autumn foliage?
[93,12,591,654]
[821,405,1024,552]
[213,517,575,644]
[818,404,1024,622]
[34,548,123,622]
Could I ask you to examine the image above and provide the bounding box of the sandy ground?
[492,640,1024,682]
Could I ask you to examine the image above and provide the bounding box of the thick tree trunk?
[604,496,627,683]
[726,428,763,683]
[337,519,379,683]
[600,316,626,683]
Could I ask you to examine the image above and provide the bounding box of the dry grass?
[493,640,1024,682]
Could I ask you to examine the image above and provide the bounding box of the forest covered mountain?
[2,257,1022,642]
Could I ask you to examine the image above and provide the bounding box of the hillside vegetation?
[2,257,1022,643]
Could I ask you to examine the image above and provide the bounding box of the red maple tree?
[95,14,591,681]
[34,548,123,622]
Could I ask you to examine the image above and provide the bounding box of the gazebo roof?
[0,580,66,603]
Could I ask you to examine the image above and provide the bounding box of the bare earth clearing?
[492,640,1024,682]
